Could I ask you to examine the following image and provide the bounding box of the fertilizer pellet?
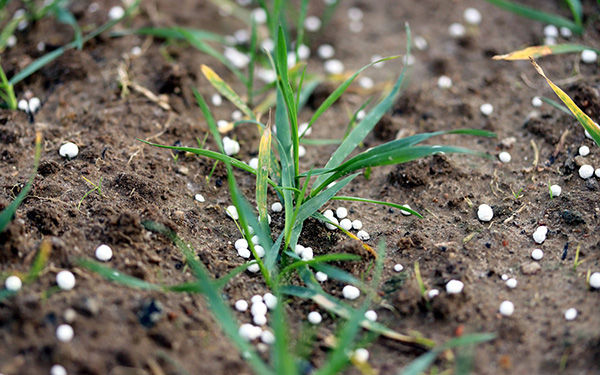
[477,204,493,222]
[357,230,370,240]
[531,248,544,261]
[437,75,452,89]
[247,263,260,273]
[95,244,113,262]
[532,226,547,244]
[56,271,76,291]
[223,137,240,155]
[359,76,374,89]
[317,44,335,59]
[581,50,598,64]
[480,103,494,116]
[446,279,464,294]
[50,364,67,375]
[235,299,248,312]
[271,202,283,212]
[531,96,543,107]
[336,207,348,219]
[352,220,363,230]
[324,59,344,74]
[463,8,482,25]
[108,6,125,20]
[194,194,205,202]
[56,324,74,342]
[226,205,239,220]
[560,26,572,38]
[254,245,265,258]
[498,152,511,163]
[211,94,223,106]
[589,272,600,288]
[342,285,360,300]
[506,278,517,289]
[235,239,248,251]
[414,36,428,50]
[260,330,275,344]
[308,311,322,324]
[364,310,377,322]
[304,16,321,31]
[448,23,466,38]
[427,289,440,298]
[499,301,514,316]
[564,308,577,321]
[550,185,561,197]
[579,145,590,156]
[393,264,404,272]
[237,248,251,258]
[239,323,261,341]
[543,24,558,38]
[401,204,412,216]
[353,348,369,363]
[315,271,328,282]
[4,275,22,291]
[59,142,79,159]
[340,218,353,231]
[253,314,267,326]
[263,293,277,309]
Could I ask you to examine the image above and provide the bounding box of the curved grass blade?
[256,123,271,228]
[493,44,599,60]
[51,3,83,50]
[25,239,51,283]
[276,253,361,282]
[531,58,600,147]
[331,196,422,217]
[79,259,164,291]
[129,26,229,44]
[540,96,572,116]
[564,0,582,26]
[201,64,254,119]
[483,0,583,34]
[0,132,41,232]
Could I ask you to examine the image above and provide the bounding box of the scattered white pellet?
[340,218,353,231]
[235,299,248,312]
[414,35,428,50]
[239,323,261,341]
[56,324,74,342]
[324,59,344,75]
[531,248,544,261]
[4,275,22,291]
[371,54,385,68]
[477,204,493,222]
[342,285,360,300]
[364,310,377,322]
[304,16,321,31]
[28,97,41,113]
[251,301,267,317]
[260,330,275,344]
[211,94,223,106]
[297,44,310,60]
[501,274,508,281]
[194,194,205,202]
[18,99,28,112]
[532,226,548,244]
[357,230,370,241]
[294,244,305,256]
[393,264,404,272]
[317,44,335,59]
[347,7,363,21]
[324,209,334,218]
[499,300,514,316]
[448,23,466,38]
[256,68,276,83]
[543,24,558,38]
[353,348,369,363]
[249,295,262,304]
[271,202,283,212]
[446,279,464,294]
[336,207,348,219]
[550,185,561,197]
[298,122,312,137]
[233,29,249,44]
[401,204,412,216]
[544,36,556,46]
[589,272,600,288]
[251,8,267,23]
[480,103,494,116]
[217,120,229,131]
[253,245,265,258]
[315,271,328,282]
[251,235,259,245]
[223,136,241,156]
[560,27,572,38]
[224,47,250,68]
[237,247,251,258]
[325,216,339,230]
[248,158,259,170]
[356,110,366,121]
[506,278,517,289]
[59,142,79,159]
[56,271,75,291]
[427,289,440,298]
[130,46,142,56]
[349,21,363,33]
[351,220,363,230]
[579,145,590,156]
[226,205,239,220]
[95,244,113,262]
[6,35,16,48]
[298,145,306,158]
[301,247,313,261]
[231,110,243,122]
[498,151,511,163]
[463,8,482,25]
[108,6,125,20]
[308,311,322,324]
[247,263,260,273]
[564,308,577,321]
[50,364,67,375]
[263,293,277,309]
[581,50,598,64]
[532,96,543,107]
[579,164,594,179]
[437,75,452,89]
[596,168,600,178]
[359,76,374,89]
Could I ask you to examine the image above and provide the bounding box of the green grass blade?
[300,138,341,146]
[25,239,51,283]
[52,4,83,50]
[0,133,41,232]
[272,287,296,375]
[213,261,256,289]
[311,263,366,289]
[201,64,254,120]
[312,24,412,190]
[256,124,272,229]
[493,44,599,60]
[79,259,164,291]
[483,0,583,34]
[129,26,229,44]
[564,0,582,26]
[296,0,310,61]
[331,196,422,217]
[540,96,572,116]
[192,88,224,153]
[297,79,322,111]
[277,253,361,282]
[247,19,257,107]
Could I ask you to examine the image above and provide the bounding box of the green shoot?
[77,176,103,210]
[573,243,584,271]
[0,59,16,109]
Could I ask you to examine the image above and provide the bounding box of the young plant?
[77,176,103,210]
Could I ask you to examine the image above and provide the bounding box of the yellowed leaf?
[493,46,554,60]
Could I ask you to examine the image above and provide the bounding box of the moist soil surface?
[1,1,600,374]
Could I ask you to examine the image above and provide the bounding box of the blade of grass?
[127,26,229,44]
[276,253,361,283]
[247,19,257,107]
[256,123,272,229]
[540,96,572,116]
[51,2,82,50]
[192,88,224,152]
[79,259,164,291]
[331,196,422,217]
[531,58,600,147]
[564,0,582,27]
[25,239,51,283]
[493,44,599,60]
[201,64,254,120]
[483,0,583,34]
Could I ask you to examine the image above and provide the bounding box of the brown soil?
[1,1,600,374]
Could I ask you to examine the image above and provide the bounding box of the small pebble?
[194,194,205,202]
[308,311,322,324]
[550,184,561,197]
[131,46,142,56]
[437,75,452,89]
[480,103,494,116]
[301,247,313,261]
[393,264,404,272]
[226,205,239,220]
[251,301,267,317]
[324,59,344,75]
[463,8,482,25]
[521,261,541,275]
[108,6,125,20]
[427,289,440,298]
[351,220,363,230]
[531,96,543,107]
[589,272,600,288]
[581,50,598,64]
[315,271,328,282]
[56,324,74,342]
[564,308,577,321]
[340,218,353,231]
[401,204,412,216]
[543,24,558,38]
[498,152,511,163]
[59,142,79,159]
[446,279,464,294]
[4,275,22,291]
[364,310,377,322]
[347,7,363,21]
[357,230,370,241]
[499,300,514,316]
[95,244,113,262]
[6,34,16,47]
[271,202,283,212]
[298,145,307,158]
[342,285,360,300]
[251,235,259,245]
[531,248,544,261]
[56,271,76,291]
[448,23,466,38]
[579,145,590,156]
[353,348,369,363]
[50,364,67,375]
[477,204,493,222]
[506,278,517,288]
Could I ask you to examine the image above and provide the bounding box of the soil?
[1,1,600,374]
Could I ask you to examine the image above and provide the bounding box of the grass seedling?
[0,238,51,301]
[0,60,16,109]
[511,187,524,199]
[77,176,103,211]
[573,243,584,271]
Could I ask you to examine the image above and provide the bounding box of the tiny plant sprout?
[532,226,547,244]
[357,230,370,241]
[5,275,22,291]
[247,263,260,273]
[506,278,517,289]
[550,184,561,197]
[531,249,544,261]
[589,272,600,289]
[498,151,511,163]
[477,204,493,222]
[194,194,205,202]
[56,324,74,342]
[271,202,283,212]
[364,310,378,322]
[235,299,248,312]
[340,218,353,231]
[579,164,594,180]
[108,6,125,20]
[95,244,113,262]
[336,207,348,219]
[59,142,79,159]
[342,285,360,300]
[353,348,369,363]
[463,8,482,25]
[226,205,239,220]
[253,314,267,326]
[304,15,321,32]
[531,96,543,107]
[308,311,322,324]
[263,293,277,310]
[394,264,404,272]
[317,44,335,59]
[581,50,598,64]
[446,279,464,294]
[324,59,344,75]
[480,103,494,116]
[543,24,558,38]
[564,308,577,321]
[579,145,590,156]
[50,364,67,375]
[352,220,363,230]
[499,300,514,316]
[437,75,452,89]
[359,76,374,89]
[211,93,223,106]
[223,137,240,156]
[427,289,440,298]
[315,271,328,282]
[28,97,41,113]
[448,23,466,38]
[260,330,275,344]
[56,271,76,291]
[401,204,412,216]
